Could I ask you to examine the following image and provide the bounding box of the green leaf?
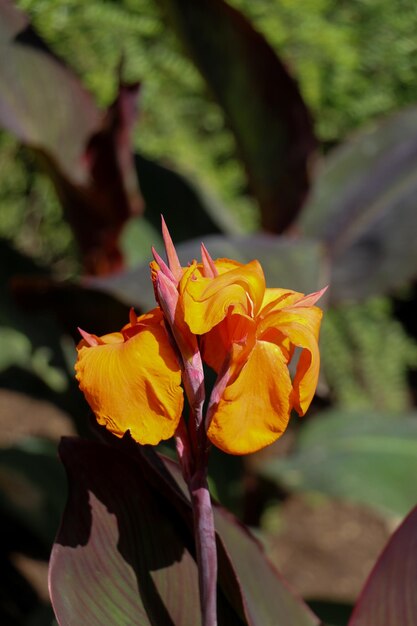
[299,106,417,301]
[158,0,316,233]
[262,410,417,517]
[348,503,417,625]
[90,234,326,310]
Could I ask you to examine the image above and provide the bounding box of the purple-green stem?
[190,467,218,626]
[176,417,218,626]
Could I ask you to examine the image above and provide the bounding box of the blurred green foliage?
[234,0,417,144]
[2,0,417,268]
[0,133,77,273]
[321,299,417,411]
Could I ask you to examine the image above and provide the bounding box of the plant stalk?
[190,467,218,626]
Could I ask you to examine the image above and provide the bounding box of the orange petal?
[207,340,292,455]
[260,288,305,315]
[201,314,255,372]
[75,310,183,445]
[181,259,265,335]
[259,306,323,415]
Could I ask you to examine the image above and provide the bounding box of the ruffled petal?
[201,314,255,373]
[181,259,265,335]
[259,306,322,415]
[207,340,292,455]
[75,310,183,445]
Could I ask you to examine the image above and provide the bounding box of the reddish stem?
[190,465,218,626]
[176,410,217,626]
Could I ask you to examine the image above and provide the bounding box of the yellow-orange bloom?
[75,308,183,445]
[75,227,324,457]
[180,259,325,455]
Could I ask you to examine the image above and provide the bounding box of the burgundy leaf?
[0,1,142,275]
[49,437,201,626]
[348,503,417,626]
[158,0,317,233]
[299,106,417,302]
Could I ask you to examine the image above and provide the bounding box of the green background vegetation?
[3,0,417,269]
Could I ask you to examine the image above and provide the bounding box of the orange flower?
[75,308,184,445]
[75,220,325,456]
[180,258,325,455]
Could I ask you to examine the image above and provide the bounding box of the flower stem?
[190,466,218,626]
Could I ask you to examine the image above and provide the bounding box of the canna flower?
[75,222,325,456]
[180,257,325,455]
[75,307,184,445]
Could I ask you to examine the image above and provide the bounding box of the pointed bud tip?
[200,242,218,277]
[78,327,101,347]
[160,218,182,281]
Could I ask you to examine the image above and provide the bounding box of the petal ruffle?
[75,310,183,445]
[259,306,322,415]
[207,340,292,455]
[201,314,255,373]
[181,259,265,335]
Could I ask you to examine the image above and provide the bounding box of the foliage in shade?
[348,503,417,626]
[0,439,66,549]
[133,154,232,244]
[158,0,317,233]
[50,435,320,626]
[11,274,130,341]
[299,106,417,302]
[262,410,417,517]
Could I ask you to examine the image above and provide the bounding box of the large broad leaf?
[0,1,142,274]
[50,437,202,626]
[50,435,319,626]
[0,0,100,181]
[262,410,417,517]
[89,234,326,311]
[213,507,320,626]
[299,106,417,302]
[158,0,316,233]
[348,503,417,625]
